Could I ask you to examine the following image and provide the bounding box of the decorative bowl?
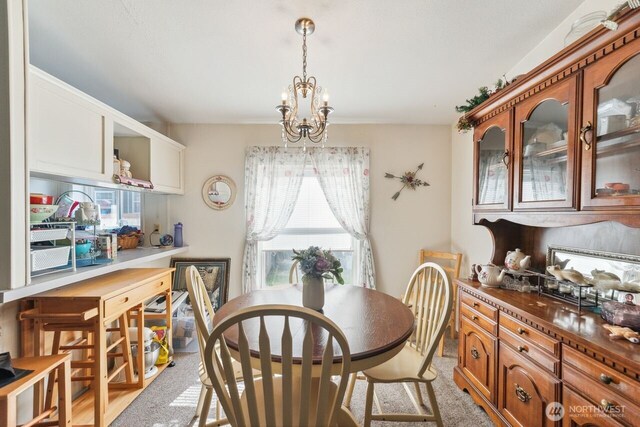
[30,204,58,223]
[75,242,92,256]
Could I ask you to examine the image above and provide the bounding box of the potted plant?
[292,246,344,310]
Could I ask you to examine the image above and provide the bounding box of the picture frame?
[170,257,230,311]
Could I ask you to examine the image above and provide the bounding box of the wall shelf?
[0,246,188,303]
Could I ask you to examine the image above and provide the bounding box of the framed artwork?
[170,257,230,311]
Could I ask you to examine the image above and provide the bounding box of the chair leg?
[425,382,443,427]
[343,372,358,408]
[198,387,213,427]
[363,380,375,427]
[413,381,425,407]
[437,334,445,357]
[195,384,206,419]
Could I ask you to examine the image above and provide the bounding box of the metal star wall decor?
[385,163,430,201]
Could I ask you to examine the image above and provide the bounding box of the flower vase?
[302,275,325,311]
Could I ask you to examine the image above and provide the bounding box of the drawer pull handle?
[470,347,480,360]
[515,384,531,403]
[580,121,593,151]
[600,399,613,412]
[599,374,613,385]
[471,315,478,321]
[501,150,510,167]
[517,345,527,353]
[472,302,479,307]
[517,327,527,334]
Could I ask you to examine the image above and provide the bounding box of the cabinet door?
[513,76,578,210]
[473,109,512,211]
[459,317,496,403]
[150,136,184,194]
[498,342,561,427]
[581,37,640,210]
[28,69,112,181]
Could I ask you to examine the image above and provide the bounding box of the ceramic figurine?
[120,159,133,178]
[546,265,588,285]
[504,248,531,273]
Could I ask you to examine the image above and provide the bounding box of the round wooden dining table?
[213,284,415,373]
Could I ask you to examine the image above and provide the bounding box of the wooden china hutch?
[455,6,640,427]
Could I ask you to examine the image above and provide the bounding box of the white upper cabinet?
[29,67,112,182]
[27,66,185,194]
[151,136,184,193]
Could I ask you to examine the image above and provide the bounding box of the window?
[258,172,355,287]
[83,187,142,229]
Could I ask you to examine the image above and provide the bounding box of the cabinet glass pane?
[477,127,506,205]
[594,53,640,198]
[521,100,568,202]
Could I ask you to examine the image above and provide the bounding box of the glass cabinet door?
[582,45,640,209]
[514,76,577,210]
[473,111,511,211]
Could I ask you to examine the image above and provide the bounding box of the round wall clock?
[202,175,236,210]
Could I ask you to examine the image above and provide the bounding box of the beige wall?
[167,124,452,299]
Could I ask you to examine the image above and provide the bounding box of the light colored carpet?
[111,338,492,426]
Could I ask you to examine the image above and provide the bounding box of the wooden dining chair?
[362,262,453,426]
[418,249,462,356]
[203,304,356,427]
[186,265,236,427]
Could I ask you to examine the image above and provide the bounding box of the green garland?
[455,78,507,133]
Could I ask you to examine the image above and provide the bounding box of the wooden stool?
[0,354,72,427]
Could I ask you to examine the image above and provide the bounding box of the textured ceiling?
[28,0,583,125]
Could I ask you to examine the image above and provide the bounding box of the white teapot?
[475,264,507,288]
[505,248,531,273]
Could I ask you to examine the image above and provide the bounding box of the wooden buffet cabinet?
[454,279,640,427]
[457,6,640,427]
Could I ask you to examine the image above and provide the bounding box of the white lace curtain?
[242,147,307,293]
[311,147,375,288]
[242,146,375,292]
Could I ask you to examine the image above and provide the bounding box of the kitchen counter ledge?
[0,246,188,303]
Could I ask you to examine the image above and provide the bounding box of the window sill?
[0,246,188,303]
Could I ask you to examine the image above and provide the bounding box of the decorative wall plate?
[202,175,236,210]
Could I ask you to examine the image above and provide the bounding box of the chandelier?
[276,18,333,148]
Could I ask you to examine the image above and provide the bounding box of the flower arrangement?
[292,246,345,285]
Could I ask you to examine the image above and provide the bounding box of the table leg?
[94,319,106,427]
[0,397,17,427]
[58,358,72,426]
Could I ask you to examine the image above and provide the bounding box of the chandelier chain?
[302,28,307,82]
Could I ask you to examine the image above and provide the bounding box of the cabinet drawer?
[461,303,497,335]
[103,275,169,319]
[563,364,640,427]
[562,345,639,406]
[499,327,559,375]
[459,317,496,403]
[460,292,498,321]
[498,342,560,427]
[563,385,624,427]
[499,313,559,356]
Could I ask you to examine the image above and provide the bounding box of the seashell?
[591,269,621,282]
[546,265,564,281]
[560,268,588,285]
